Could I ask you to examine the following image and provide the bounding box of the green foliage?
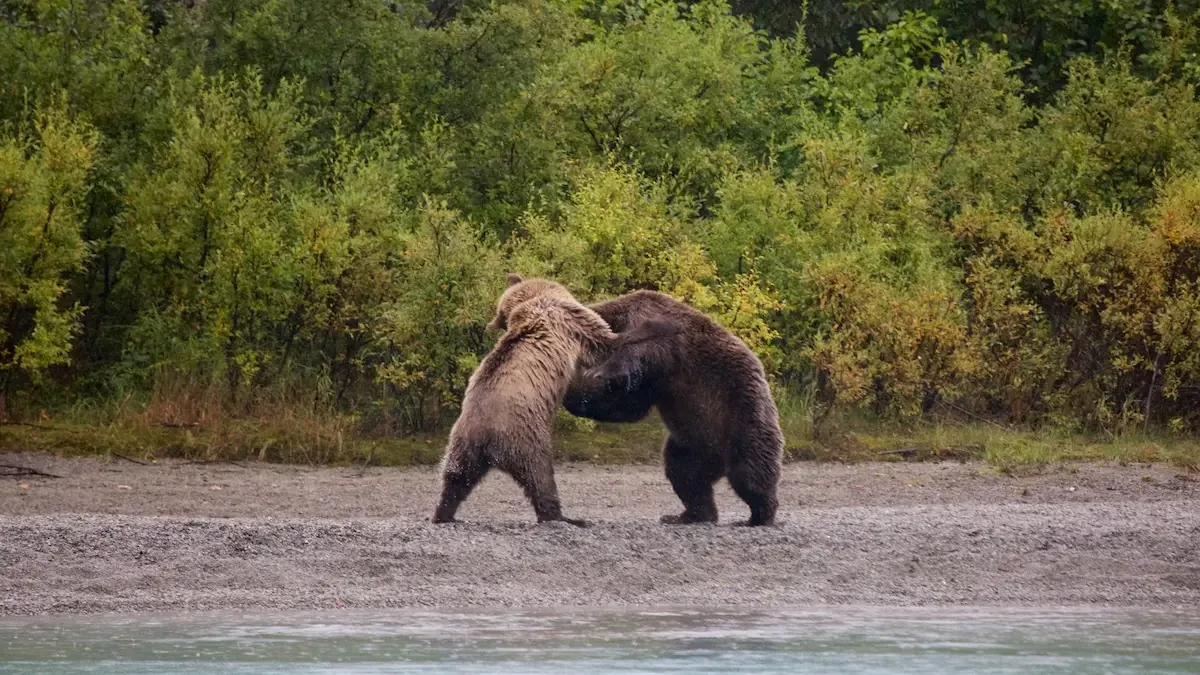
[4,0,1200,439]
[372,198,503,430]
[115,72,311,389]
[514,163,710,296]
[0,103,97,386]
[513,163,782,356]
[712,0,1200,98]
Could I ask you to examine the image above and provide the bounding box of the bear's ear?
[506,273,523,287]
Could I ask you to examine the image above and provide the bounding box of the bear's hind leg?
[727,448,780,527]
[433,443,489,524]
[661,437,721,524]
[506,451,589,528]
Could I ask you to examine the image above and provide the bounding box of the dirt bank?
[2,453,1198,615]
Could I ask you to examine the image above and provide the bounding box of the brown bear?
[563,290,783,526]
[433,275,672,527]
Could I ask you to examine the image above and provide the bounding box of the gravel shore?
[2,454,1197,615]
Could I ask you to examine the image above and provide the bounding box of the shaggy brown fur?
[563,290,784,526]
[432,274,616,527]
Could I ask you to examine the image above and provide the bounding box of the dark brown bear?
[563,290,783,526]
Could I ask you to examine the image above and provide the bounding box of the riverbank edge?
[3,416,1199,473]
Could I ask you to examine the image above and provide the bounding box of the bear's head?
[487,274,574,332]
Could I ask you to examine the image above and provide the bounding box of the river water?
[2,606,1198,674]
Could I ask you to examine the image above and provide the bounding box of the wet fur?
[434,276,669,527]
[563,290,784,526]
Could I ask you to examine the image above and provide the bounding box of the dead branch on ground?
[0,464,62,479]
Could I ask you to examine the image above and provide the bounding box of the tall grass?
[5,382,1196,473]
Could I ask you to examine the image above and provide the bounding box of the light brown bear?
[432,274,667,527]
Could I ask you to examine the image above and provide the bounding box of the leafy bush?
[0,103,97,389]
[4,0,1200,436]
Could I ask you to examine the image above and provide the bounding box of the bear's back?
[591,290,766,382]
[463,296,613,430]
[589,289,779,442]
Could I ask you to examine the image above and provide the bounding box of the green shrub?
[0,103,97,390]
[3,0,1200,437]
